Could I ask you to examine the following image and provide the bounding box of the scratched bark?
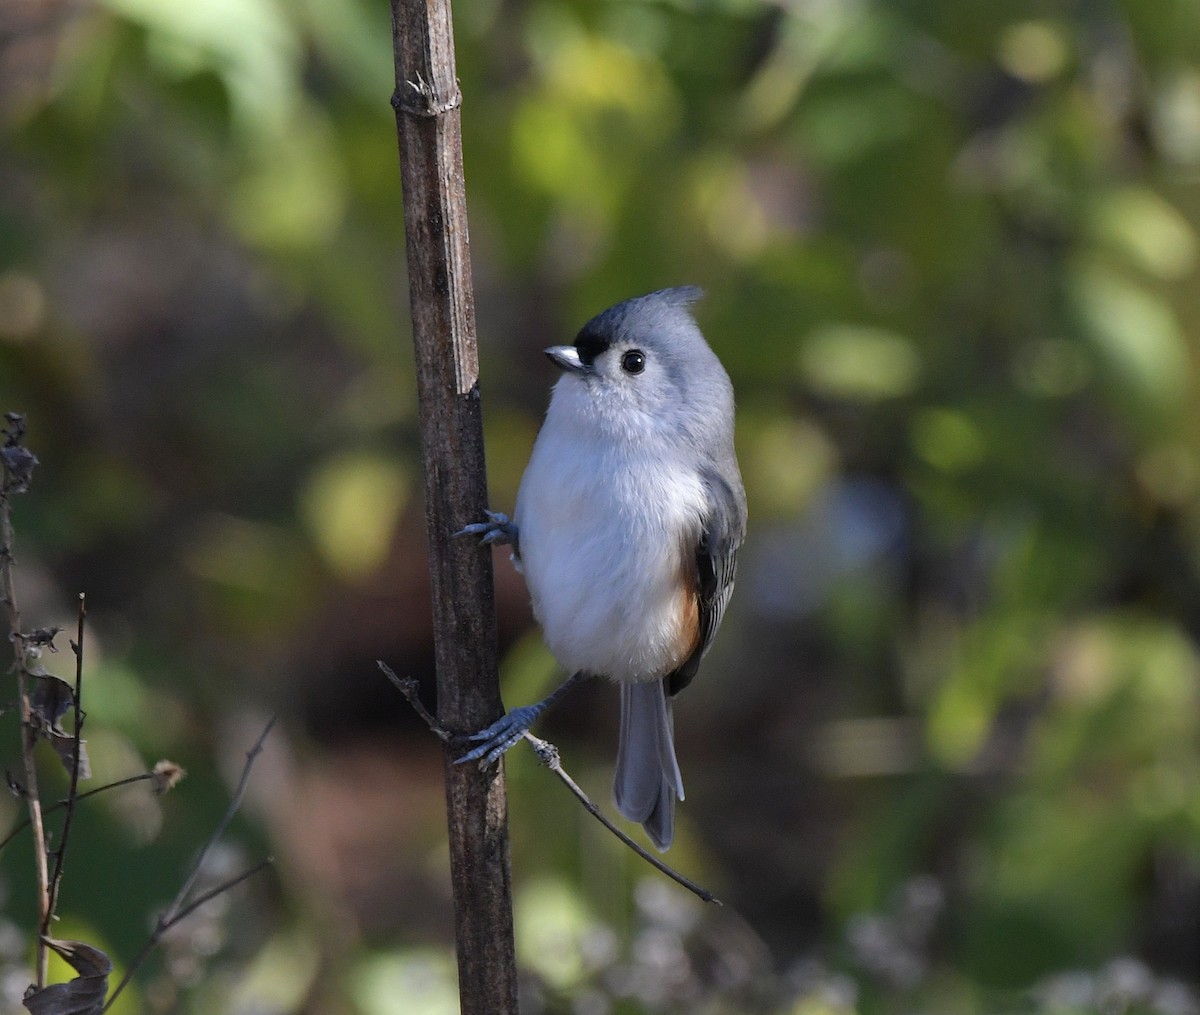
[388,1,519,1011]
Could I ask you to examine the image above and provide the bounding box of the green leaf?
[299,452,408,580]
[1069,261,1188,410]
[798,324,921,400]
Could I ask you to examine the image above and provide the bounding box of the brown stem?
[1,432,50,986]
[388,0,519,1010]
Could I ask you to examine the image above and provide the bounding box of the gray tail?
[614,680,685,851]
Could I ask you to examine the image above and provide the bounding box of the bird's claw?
[455,704,544,769]
[453,510,517,547]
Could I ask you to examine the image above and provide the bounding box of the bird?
[456,286,746,850]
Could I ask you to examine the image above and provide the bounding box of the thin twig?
[523,734,721,905]
[43,592,87,937]
[160,856,275,932]
[1,414,50,985]
[101,858,275,1014]
[166,714,276,920]
[0,773,158,852]
[379,661,720,904]
[378,661,450,740]
[101,716,277,1012]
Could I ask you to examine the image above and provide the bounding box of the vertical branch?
[1,413,50,987]
[43,593,88,936]
[388,2,519,1013]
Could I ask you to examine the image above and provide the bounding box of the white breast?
[515,407,707,682]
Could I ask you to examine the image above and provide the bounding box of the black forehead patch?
[572,286,703,365]
[574,325,611,366]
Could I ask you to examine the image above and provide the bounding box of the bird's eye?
[621,350,646,374]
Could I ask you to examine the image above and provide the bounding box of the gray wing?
[667,465,746,696]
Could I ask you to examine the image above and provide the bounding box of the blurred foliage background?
[1,0,1199,1012]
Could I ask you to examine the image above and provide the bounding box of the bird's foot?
[456,703,545,768]
[453,510,517,547]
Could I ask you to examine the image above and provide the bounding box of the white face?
[568,339,686,426]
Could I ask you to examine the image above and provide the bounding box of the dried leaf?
[47,730,91,780]
[22,939,111,1015]
[31,674,75,730]
[1,413,38,493]
[29,675,89,778]
[1,443,38,494]
[25,628,63,651]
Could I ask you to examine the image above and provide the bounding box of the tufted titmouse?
[457,286,746,850]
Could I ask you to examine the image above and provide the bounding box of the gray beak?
[544,345,589,373]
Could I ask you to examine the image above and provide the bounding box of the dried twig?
[156,856,274,932]
[523,734,721,905]
[1,412,50,986]
[379,661,721,905]
[378,661,449,741]
[42,592,87,940]
[101,716,277,1011]
[100,857,274,1014]
[0,772,163,852]
[173,714,275,911]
